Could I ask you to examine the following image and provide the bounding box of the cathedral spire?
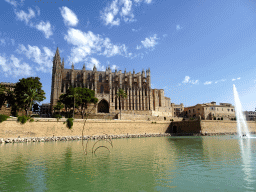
[54,47,60,59]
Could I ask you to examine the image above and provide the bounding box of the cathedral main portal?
[98,99,109,113]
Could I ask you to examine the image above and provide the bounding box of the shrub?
[17,115,29,124]
[29,118,34,122]
[66,118,73,129]
[0,114,10,123]
[31,114,40,117]
[63,122,66,124]
[65,112,73,118]
[52,113,62,119]
[189,117,194,121]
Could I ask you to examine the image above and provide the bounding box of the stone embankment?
[0,133,171,144]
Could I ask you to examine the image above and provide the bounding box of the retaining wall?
[0,118,171,139]
[201,120,256,135]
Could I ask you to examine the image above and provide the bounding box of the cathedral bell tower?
[50,47,63,112]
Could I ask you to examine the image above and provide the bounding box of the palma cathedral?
[50,48,173,119]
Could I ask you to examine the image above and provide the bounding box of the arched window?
[87,73,90,80]
[100,85,104,93]
[99,74,102,82]
[66,72,69,80]
[77,73,80,81]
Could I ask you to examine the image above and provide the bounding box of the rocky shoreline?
[0,133,172,144]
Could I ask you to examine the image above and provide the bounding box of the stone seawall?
[201,120,256,135]
[0,118,171,140]
[170,120,256,135]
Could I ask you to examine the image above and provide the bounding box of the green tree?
[57,87,98,119]
[5,90,18,116]
[0,84,6,109]
[116,89,127,120]
[53,101,64,114]
[75,87,98,119]
[14,77,46,116]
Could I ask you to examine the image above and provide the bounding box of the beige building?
[244,111,256,121]
[50,48,173,118]
[171,103,184,117]
[0,82,16,116]
[184,102,236,120]
[40,103,51,117]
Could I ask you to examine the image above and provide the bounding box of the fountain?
[233,84,251,138]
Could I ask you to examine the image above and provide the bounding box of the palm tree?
[67,87,78,118]
[116,89,127,120]
[24,88,42,116]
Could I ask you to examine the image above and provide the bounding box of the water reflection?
[0,137,256,191]
[239,137,255,191]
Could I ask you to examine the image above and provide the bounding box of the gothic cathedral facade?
[50,48,173,117]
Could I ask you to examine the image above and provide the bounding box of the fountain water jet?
[233,84,251,138]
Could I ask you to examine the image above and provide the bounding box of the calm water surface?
[1,136,256,191]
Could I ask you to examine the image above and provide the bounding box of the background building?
[171,103,184,117]
[244,110,256,121]
[184,102,236,120]
[0,82,16,116]
[50,48,173,119]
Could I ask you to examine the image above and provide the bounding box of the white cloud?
[192,80,199,84]
[0,39,6,46]
[237,77,241,80]
[136,45,142,50]
[182,76,190,83]
[215,79,226,84]
[11,39,15,46]
[232,78,236,81]
[15,8,36,25]
[35,6,40,16]
[144,0,152,3]
[5,0,17,7]
[35,21,53,39]
[120,0,135,22]
[111,64,119,70]
[141,34,158,49]
[14,8,53,39]
[86,58,105,71]
[60,6,79,27]
[100,0,150,26]
[100,0,120,26]
[182,76,199,85]
[0,54,32,77]
[176,24,182,31]
[134,0,152,4]
[0,38,15,46]
[16,44,54,73]
[64,28,129,64]
[204,81,212,85]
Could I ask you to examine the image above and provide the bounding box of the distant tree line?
[54,87,98,119]
[0,77,46,116]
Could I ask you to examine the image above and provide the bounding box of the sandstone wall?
[170,120,201,134]
[0,118,171,139]
[201,120,256,134]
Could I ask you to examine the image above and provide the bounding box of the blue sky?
[0,0,256,111]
